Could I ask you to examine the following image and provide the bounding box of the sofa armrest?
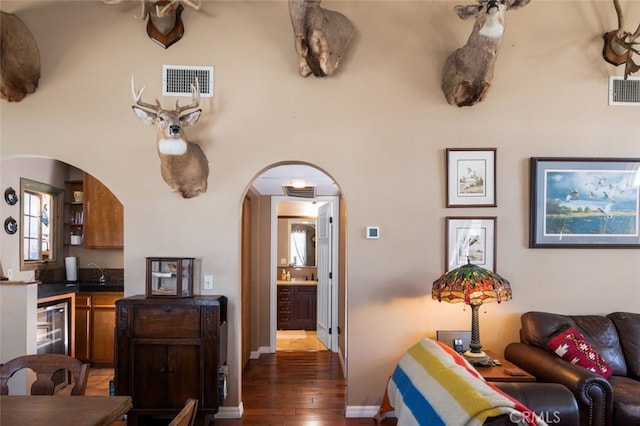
[505,342,613,426]
[494,382,579,426]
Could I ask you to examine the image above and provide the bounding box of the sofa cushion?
[607,312,640,380]
[521,311,628,376]
[547,326,612,378]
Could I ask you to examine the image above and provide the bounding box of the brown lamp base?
[463,350,494,367]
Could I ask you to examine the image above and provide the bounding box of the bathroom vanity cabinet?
[277,284,317,330]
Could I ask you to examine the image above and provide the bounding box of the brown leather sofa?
[491,382,579,425]
[377,381,579,425]
[505,311,640,426]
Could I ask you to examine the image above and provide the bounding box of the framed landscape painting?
[446,148,496,207]
[530,158,640,248]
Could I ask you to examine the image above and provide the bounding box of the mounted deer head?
[288,0,354,77]
[131,76,209,198]
[603,0,640,79]
[441,0,530,107]
[103,0,201,48]
[0,11,41,102]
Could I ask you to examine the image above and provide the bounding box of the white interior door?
[316,201,332,350]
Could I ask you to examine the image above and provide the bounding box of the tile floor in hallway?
[275,330,329,351]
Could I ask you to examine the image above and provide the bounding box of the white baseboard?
[337,347,346,378]
[345,405,380,418]
[214,403,244,419]
[217,404,381,420]
[250,346,272,359]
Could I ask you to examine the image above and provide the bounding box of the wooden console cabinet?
[115,295,227,426]
[277,285,317,330]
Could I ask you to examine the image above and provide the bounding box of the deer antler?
[175,78,200,114]
[604,0,640,79]
[130,75,200,113]
[131,75,161,111]
[102,0,150,23]
[156,0,201,18]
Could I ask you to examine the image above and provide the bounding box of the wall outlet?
[436,330,472,354]
[280,258,287,265]
[203,275,213,290]
[6,268,13,280]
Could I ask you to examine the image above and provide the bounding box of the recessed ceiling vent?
[282,185,317,198]
[163,65,214,97]
[609,76,640,106]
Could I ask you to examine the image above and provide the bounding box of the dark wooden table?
[476,350,536,382]
[0,395,132,426]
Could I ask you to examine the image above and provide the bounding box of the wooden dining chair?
[168,398,199,426]
[0,354,90,396]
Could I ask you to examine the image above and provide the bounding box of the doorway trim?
[269,195,339,353]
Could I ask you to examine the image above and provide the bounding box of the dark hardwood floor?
[86,350,381,425]
[215,351,376,425]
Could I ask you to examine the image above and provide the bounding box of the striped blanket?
[380,339,546,426]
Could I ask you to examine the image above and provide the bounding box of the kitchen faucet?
[88,262,106,285]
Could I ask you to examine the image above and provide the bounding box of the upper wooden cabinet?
[83,173,124,249]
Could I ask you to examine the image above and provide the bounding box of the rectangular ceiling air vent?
[282,185,317,199]
[163,65,214,97]
[609,76,640,106]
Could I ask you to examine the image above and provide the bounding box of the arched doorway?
[240,161,347,393]
[0,156,125,371]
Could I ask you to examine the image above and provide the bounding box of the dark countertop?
[38,282,124,300]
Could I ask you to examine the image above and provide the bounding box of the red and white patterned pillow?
[547,326,612,378]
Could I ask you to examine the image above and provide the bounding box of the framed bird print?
[530,157,640,248]
[445,216,497,272]
[446,148,496,207]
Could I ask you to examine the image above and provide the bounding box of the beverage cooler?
[36,297,71,389]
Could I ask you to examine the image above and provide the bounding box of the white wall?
[1,0,639,412]
[0,283,38,394]
[0,158,69,281]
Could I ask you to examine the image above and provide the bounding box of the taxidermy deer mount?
[602,0,640,79]
[288,0,354,77]
[103,0,201,48]
[0,11,41,102]
[441,0,530,107]
[131,76,209,199]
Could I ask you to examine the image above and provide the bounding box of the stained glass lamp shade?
[432,260,512,366]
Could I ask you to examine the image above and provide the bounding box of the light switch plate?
[203,275,213,290]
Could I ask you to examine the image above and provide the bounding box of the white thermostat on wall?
[366,226,380,239]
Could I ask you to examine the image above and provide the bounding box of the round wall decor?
[4,187,18,205]
[4,217,18,234]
